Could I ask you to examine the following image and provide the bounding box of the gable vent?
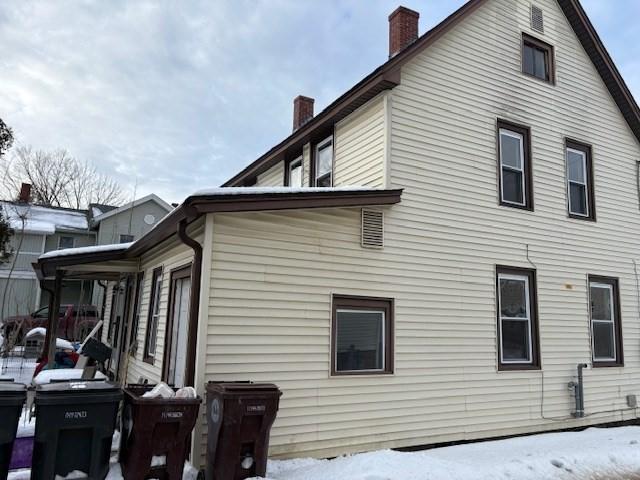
[361,209,384,249]
[531,5,544,33]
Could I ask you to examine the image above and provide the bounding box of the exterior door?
[164,266,192,387]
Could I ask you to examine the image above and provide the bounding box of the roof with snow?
[0,201,90,235]
[91,193,173,224]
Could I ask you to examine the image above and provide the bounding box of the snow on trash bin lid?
[34,369,107,385]
[0,381,27,395]
[36,380,119,393]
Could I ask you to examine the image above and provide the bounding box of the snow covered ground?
[257,427,640,480]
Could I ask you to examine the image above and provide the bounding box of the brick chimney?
[293,95,315,131]
[389,6,419,58]
[18,183,31,203]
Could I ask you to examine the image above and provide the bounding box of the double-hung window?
[496,266,540,370]
[129,271,145,356]
[497,120,533,209]
[285,155,303,187]
[143,267,163,363]
[332,295,393,375]
[566,140,595,220]
[589,276,623,366]
[313,137,333,187]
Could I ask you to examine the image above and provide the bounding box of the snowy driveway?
[258,426,640,480]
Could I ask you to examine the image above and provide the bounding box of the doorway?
[163,265,192,387]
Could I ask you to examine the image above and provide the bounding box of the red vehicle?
[1,304,99,343]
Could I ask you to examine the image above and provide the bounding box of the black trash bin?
[0,380,26,480]
[31,380,122,480]
[206,382,282,480]
[119,384,202,480]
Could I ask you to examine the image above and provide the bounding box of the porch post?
[46,271,63,368]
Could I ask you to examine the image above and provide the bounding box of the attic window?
[522,33,554,84]
[361,209,384,248]
[531,5,544,33]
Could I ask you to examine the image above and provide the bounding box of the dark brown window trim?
[309,133,335,187]
[331,294,394,376]
[521,32,555,85]
[161,264,193,383]
[496,265,541,371]
[143,266,163,365]
[588,275,623,368]
[497,119,534,211]
[565,138,596,222]
[284,154,303,187]
[128,271,145,357]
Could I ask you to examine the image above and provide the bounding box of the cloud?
[0,0,636,204]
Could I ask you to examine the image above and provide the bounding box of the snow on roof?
[190,186,376,197]
[39,242,133,260]
[1,202,89,235]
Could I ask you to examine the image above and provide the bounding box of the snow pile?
[33,369,106,385]
[39,241,133,260]
[258,426,640,480]
[1,202,88,235]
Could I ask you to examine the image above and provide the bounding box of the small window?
[119,234,134,243]
[129,271,145,357]
[313,137,333,187]
[58,236,75,250]
[143,267,163,363]
[496,266,540,370]
[589,276,623,367]
[332,295,393,375]
[285,155,303,187]
[497,120,533,210]
[522,33,554,83]
[566,140,595,220]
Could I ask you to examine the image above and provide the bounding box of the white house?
[34,0,640,467]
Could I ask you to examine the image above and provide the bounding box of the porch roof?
[32,186,402,279]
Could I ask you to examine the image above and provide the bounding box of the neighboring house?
[1,188,96,319]
[34,0,640,468]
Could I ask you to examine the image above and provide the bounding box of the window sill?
[497,364,541,372]
[499,201,534,212]
[142,356,155,365]
[592,361,623,368]
[330,371,394,378]
[568,213,596,222]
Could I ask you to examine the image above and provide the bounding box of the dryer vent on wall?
[361,209,384,249]
[531,5,544,33]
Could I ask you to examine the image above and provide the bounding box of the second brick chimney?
[293,95,315,131]
[18,183,31,203]
[389,6,419,58]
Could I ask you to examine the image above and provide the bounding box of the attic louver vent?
[531,5,544,33]
[361,209,384,249]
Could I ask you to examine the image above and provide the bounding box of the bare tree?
[0,146,123,209]
[0,118,13,158]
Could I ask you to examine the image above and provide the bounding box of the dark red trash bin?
[119,384,202,480]
[205,382,282,480]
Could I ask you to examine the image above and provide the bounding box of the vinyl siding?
[195,0,640,461]
[255,161,284,187]
[334,93,387,188]
[126,222,203,384]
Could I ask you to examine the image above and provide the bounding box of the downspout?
[46,271,63,368]
[39,279,55,360]
[177,212,202,388]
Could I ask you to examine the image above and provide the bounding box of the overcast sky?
[1,1,639,204]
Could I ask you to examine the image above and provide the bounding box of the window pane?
[317,144,332,177]
[336,310,384,371]
[533,48,547,80]
[290,163,302,187]
[567,151,586,183]
[502,319,531,361]
[500,132,522,169]
[523,45,535,76]
[500,278,527,318]
[59,237,74,249]
[569,183,587,215]
[316,173,331,187]
[593,322,615,360]
[591,286,612,321]
[502,169,524,204]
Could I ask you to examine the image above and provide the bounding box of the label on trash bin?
[246,405,266,414]
[161,411,183,419]
[210,398,220,424]
[65,410,88,419]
